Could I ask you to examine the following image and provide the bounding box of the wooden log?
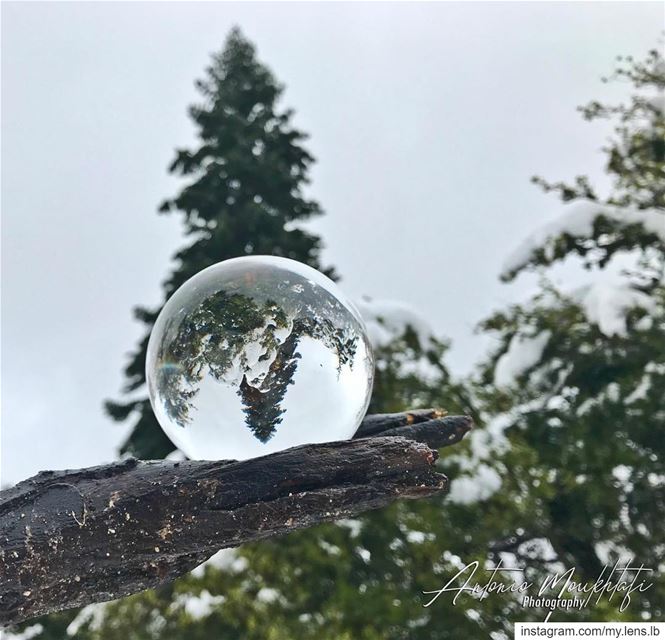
[0,410,472,625]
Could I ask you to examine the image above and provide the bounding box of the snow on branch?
[501,200,665,280]
[0,411,472,626]
[572,277,657,337]
[494,330,552,388]
[355,298,437,350]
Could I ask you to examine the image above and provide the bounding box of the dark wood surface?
[0,410,472,625]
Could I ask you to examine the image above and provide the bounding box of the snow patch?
[612,465,632,485]
[319,539,341,555]
[256,587,281,604]
[172,590,225,619]
[394,355,443,384]
[494,331,551,388]
[501,201,665,278]
[2,625,44,640]
[448,464,502,504]
[356,547,371,563]
[355,297,435,350]
[66,603,109,636]
[469,413,512,463]
[190,548,247,578]
[445,414,511,504]
[647,362,665,375]
[647,473,665,487]
[635,315,653,331]
[405,530,435,544]
[336,518,363,537]
[355,296,447,384]
[625,373,652,404]
[595,541,634,565]
[577,381,622,415]
[572,278,656,337]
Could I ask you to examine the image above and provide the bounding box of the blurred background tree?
[10,32,664,640]
[473,46,665,618]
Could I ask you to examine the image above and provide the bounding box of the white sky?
[2,1,663,485]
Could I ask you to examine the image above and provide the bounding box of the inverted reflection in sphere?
[146,256,375,460]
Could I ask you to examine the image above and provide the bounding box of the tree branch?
[0,411,472,626]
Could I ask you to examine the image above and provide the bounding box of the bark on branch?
[0,411,472,626]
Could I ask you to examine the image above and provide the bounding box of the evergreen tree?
[105,27,334,458]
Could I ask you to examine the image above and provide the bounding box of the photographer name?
[423,559,653,612]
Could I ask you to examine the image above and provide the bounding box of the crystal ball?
[146,256,375,460]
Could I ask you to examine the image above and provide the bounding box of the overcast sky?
[2,2,662,486]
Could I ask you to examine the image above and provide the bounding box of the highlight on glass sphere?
[146,256,375,461]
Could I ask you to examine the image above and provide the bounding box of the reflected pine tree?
[154,268,361,441]
[238,319,302,442]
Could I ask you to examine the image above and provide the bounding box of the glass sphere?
[146,256,375,460]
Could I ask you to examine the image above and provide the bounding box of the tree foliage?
[105,27,334,458]
[477,47,665,614]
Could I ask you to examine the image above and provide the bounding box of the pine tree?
[105,27,334,458]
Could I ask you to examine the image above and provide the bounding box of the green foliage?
[104,27,334,458]
[478,48,665,611]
